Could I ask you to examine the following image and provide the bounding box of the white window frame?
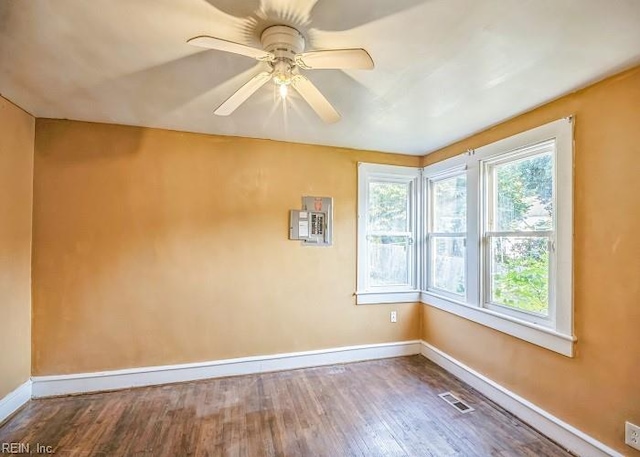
[356,163,420,305]
[421,118,575,356]
[481,141,556,324]
[425,165,468,302]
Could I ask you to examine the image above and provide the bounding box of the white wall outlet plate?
[390,311,397,323]
[626,421,640,451]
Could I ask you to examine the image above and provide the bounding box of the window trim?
[356,163,420,305]
[421,117,575,356]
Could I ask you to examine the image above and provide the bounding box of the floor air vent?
[439,392,474,413]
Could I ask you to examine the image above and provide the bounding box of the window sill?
[356,290,421,305]
[420,292,576,357]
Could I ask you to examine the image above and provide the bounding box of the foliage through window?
[368,181,411,286]
[427,173,466,297]
[357,164,419,301]
[420,118,573,356]
[357,119,573,355]
[485,148,554,316]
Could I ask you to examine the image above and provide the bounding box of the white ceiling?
[1,0,639,155]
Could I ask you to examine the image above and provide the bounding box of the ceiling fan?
[187,26,374,123]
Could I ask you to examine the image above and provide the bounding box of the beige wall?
[0,96,34,399]
[32,120,421,375]
[22,64,640,454]
[421,66,640,455]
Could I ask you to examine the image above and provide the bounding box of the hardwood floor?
[0,356,572,456]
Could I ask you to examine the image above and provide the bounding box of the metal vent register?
[439,392,475,413]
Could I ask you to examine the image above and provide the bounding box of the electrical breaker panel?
[289,196,332,246]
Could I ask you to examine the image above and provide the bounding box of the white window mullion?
[466,161,480,308]
[553,117,574,337]
[413,174,422,293]
[421,174,429,292]
[368,231,414,237]
[485,231,553,238]
[417,171,425,292]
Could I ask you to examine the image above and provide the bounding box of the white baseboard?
[25,339,622,457]
[420,341,624,457]
[0,380,32,425]
[32,340,422,398]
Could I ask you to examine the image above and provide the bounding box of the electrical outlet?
[390,311,397,323]
[626,422,640,450]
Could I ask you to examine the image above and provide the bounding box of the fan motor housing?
[261,26,305,62]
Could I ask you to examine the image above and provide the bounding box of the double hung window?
[356,164,420,305]
[357,119,574,356]
[427,171,467,300]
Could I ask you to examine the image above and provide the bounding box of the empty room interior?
[1,1,639,456]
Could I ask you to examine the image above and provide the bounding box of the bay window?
[422,118,574,356]
[357,118,574,356]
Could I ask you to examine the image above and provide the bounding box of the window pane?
[431,236,466,295]
[489,236,549,315]
[432,175,466,233]
[368,181,409,232]
[368,235,409,286]
[494,152,553,231]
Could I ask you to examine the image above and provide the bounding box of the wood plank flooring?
[0,356,573,456]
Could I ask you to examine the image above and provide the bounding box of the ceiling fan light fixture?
[279,83,288,99]
[272,60,293,99]
[273,72,292,86]
[188,24,374,122]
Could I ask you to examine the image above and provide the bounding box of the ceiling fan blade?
[295,49,374,70]
[215,71,273,116]
[187,36,275,62]
[292,75,341,123]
